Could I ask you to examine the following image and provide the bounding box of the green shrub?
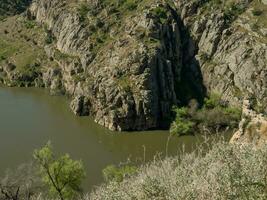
[103,164,138,183]
[171,94,241,135]
[203,93,221,109]
[194,106,241,131]
[170,107,195,136]
[24,19,36,29]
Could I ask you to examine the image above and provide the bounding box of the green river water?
[0,86,227,190]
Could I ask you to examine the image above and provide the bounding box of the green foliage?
[102,0,139,12]
[77,3,90,22]
[24,19,36,29]
[203,93,221,109]
[224,2,248,24]
[170,93,241,135]
[170,107,195,136]
[44,28,54,44]
[151,7,168,23]
[200,0,250,25]
[0,38,18,62]
[33,142,85,200]
[123,0,138,11]
[103,164,137,183]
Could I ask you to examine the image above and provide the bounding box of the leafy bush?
[24,19,36,29]
[203,93,221,109]
[170,107,195,136]
[90,141,267,200]
[170,94,241,135]
[102,164,138,183]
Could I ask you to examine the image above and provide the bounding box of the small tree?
[33,142,85,200]
[170,107,195,136]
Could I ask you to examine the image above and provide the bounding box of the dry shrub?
[89,140,267,200]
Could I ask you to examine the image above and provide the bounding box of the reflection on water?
[0,86,230,190]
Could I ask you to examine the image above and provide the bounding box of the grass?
[0,38,19,61]
[0,15,53,87]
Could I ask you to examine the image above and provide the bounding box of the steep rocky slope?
[0,0,266,131]
[175,0,267,110]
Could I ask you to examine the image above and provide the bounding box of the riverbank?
[0,86,229,190]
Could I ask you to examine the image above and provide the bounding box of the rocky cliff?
[230,99,267,146]
[0,0,266,131]
[175,0,267,109]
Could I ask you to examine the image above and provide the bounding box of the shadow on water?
[0,86,230,191]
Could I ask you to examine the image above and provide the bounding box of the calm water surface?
[0,86,224,190]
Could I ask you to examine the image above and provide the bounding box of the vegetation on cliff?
[170,94,241,136]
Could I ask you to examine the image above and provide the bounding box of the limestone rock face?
[230,100,267,146]
[27,0,204,131]
[175,0,267,109]
[70,95,90,116]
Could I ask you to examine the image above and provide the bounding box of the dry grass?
[89,139,267,200]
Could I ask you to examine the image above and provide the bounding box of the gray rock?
[27,0,204,131]
[70,95,90,116]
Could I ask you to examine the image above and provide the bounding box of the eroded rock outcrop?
[174,0,267,109]
[230,99,267,146]
[25,0,204,131]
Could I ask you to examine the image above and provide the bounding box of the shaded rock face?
[230,100,267,146]
[28,0,205,131]
[70,95,90,116]
[174,0,267,109]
